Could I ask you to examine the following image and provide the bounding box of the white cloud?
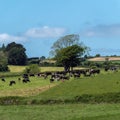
[25,26,66,38]
[0,33,26,43]
[0,26,66,44]
[81,24,120,38]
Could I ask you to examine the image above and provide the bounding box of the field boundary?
[1,92,120,105]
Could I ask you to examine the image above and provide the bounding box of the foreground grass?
[0,103,120,120]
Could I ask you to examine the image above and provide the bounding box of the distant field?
[88,57,120,61]
[8,65,64,73]
[8,65,26,73]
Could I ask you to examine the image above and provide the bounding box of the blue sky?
[0,0,120,57]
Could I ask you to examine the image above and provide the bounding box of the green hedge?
[1,92,120,105]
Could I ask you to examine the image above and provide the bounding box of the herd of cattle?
[0,66,119,86]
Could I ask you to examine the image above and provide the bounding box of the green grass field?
[0,76,59,96]
[1,66,120,119]
[8,65,64,72]
[0,104,120,120]
[32,71,120,100]
[1,69,120,98]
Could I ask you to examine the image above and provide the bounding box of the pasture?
[1,68,120,98]
[0,104,120,120]
[8,65,64,72]
[0,76,59,97]
[88,56,120,62]
[1,66,120,119]
[31,71,120,101]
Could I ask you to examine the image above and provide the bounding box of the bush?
[24,64,40,74]
[0,64,9,72]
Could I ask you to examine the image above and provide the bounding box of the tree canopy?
[55,44,85,71]
[50,34,80,56]
[51,34,88,71]
[5,42,27,65]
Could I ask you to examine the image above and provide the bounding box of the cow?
[18,77,21,81]
[1,78,5,82]
[50,78,54,83]
[22,78,30,83]
[89,69,100,76]
[9,80,16,86]
[29,74,35,77]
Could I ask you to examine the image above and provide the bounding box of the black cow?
[50,78,54,83]
[1,78,5,82]
[22,78,30,83]
[18,78,21,81]
[22,74,29,78]
[29,74,35,77]
[89,69,100,76]
[9,80,16,86]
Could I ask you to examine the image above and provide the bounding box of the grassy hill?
[1,67,120,120]
[31,71,120,102]
[0,70,120,100]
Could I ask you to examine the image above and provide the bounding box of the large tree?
[5,42,27,65]
[55,45,85,71]
[50,34,80,56]
[50,34,88,71]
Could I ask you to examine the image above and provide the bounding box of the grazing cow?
[104,66,119,72]
[18,78,21,81]
[89,69,100,76]
[50,78,54,83]
[61,75,69,80]
[110,66,118,72]
[22,78,30,83]
[1,78,5,82]
[74,73,80,78]
[9,80,16,86]
[29,74,35,77]
[22,74,29,78]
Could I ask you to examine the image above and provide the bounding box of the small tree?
[24,64,40,74]
[95,54,101,57]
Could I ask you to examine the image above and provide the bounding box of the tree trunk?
[64,65,70,72]
[71,67,73,71]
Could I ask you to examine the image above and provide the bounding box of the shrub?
[0,64,9,72]
[24,64,40,74]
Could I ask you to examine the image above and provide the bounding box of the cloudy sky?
[0,0,120,57]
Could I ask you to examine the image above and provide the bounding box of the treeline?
[0,42,27,71]
[0,42,55,72]
[1,34,120,72]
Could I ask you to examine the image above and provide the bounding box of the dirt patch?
[0,84,57,97]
